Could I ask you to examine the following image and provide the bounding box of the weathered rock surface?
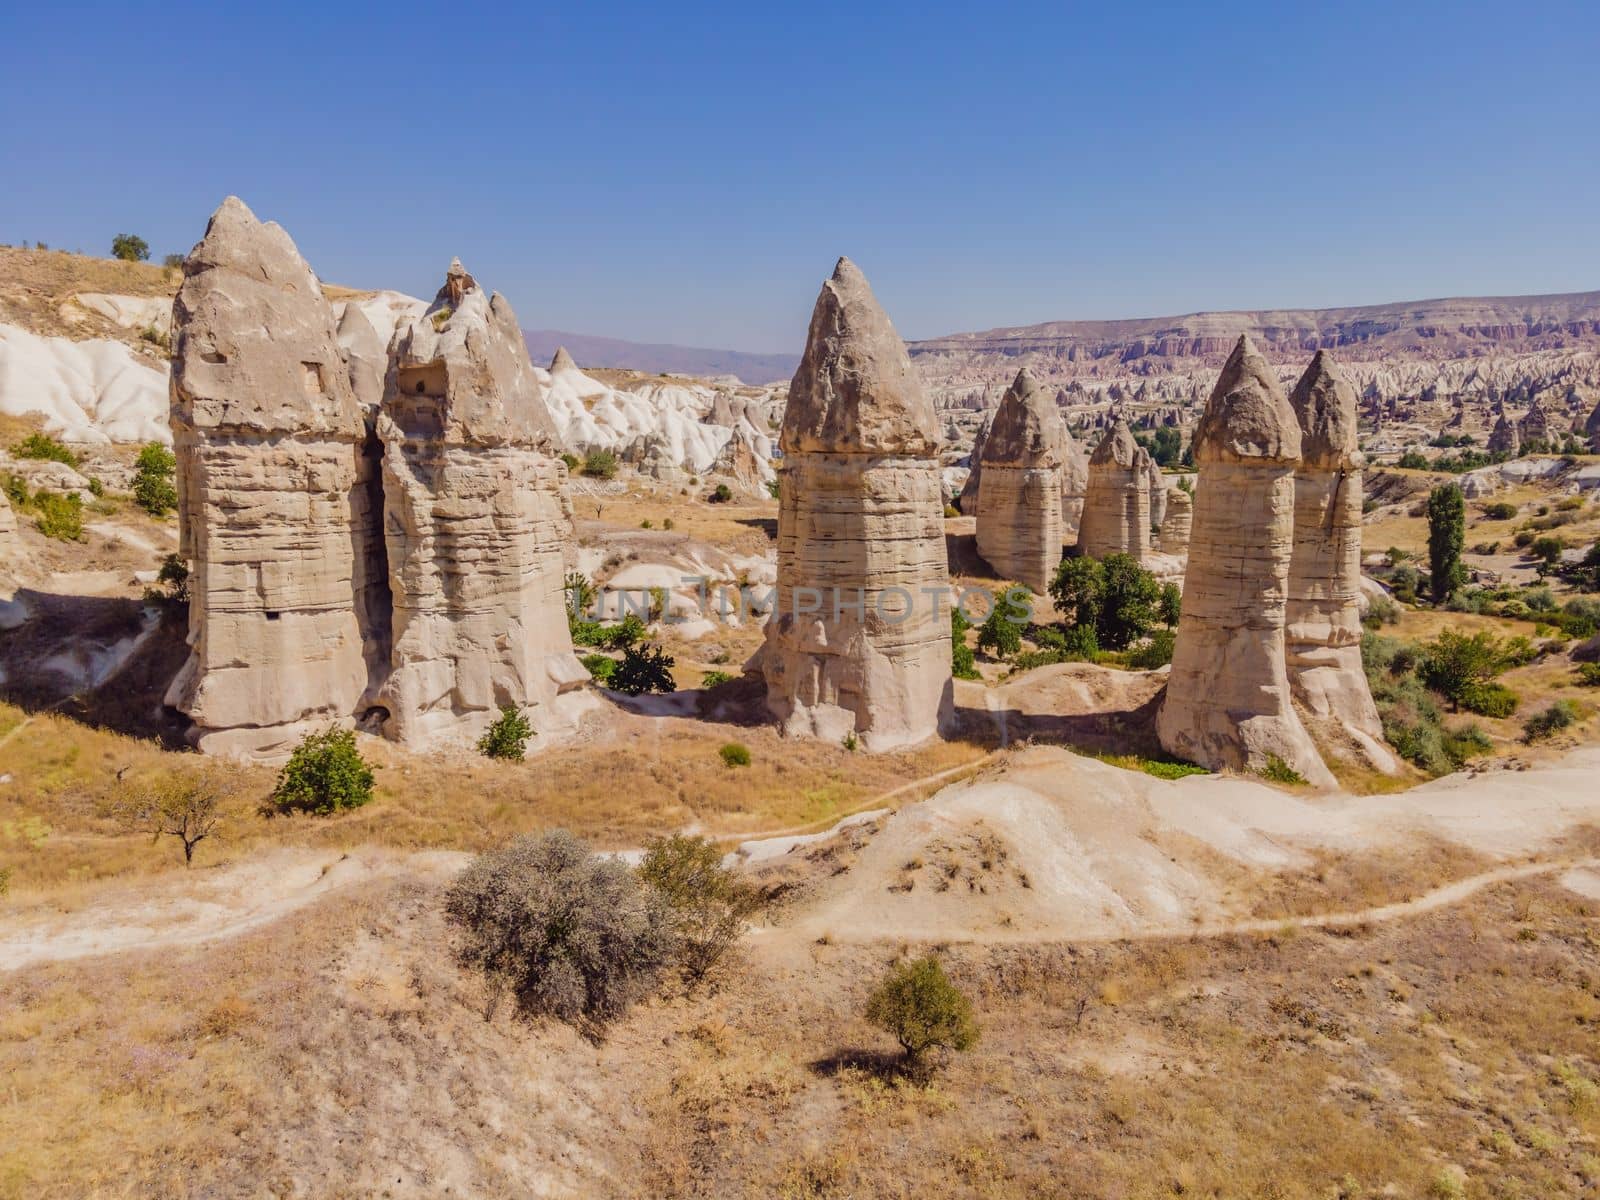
[1146,451,1168,529]
[975,367,1065,591]
[958,409,992,514]
[1078,418,1149,560]
[1488,412,1520,455]
[756,257,953,751]
[377,260,585,747]
[1060,427,1089,546]
[1284,351,1393,772]
[165,197,376,758]
[1586,393,1600,451]
[1158,335,1334,786]
[1158,484,1192,554]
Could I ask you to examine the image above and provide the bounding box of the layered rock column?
[1146,451,1169,530]
[975,367,1065,592]
[1078,418,1150,560]
[165,197,375,757]
[1158,485,1193,555]
[377,260,586,747]
[757,257,953,751]
[1285,352,1393,771]
[1158,335,1333,786]
[1060,428,1090,548]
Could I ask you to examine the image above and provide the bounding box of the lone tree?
[132,442,178,517]
[111,233,150,262]
[1049,552,1161,650]
[1426,483,1466,604]
[478,705,533,760]
[864,954,979,1077]
[638,833,761,982]
[123,769,234,865]
[271,728,375,814]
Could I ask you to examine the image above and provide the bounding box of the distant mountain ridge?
[522,329,798,385]
[908,290,1600,368]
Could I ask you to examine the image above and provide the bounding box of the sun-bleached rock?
[1586,393,1600,452]
[1078,418,1150,561]
[755,257,953,751]
[164,196,376,758]
[1284,351,1394,773]
[1060,426,1089,546]
[0,323,170,445]
[1158,484,1192,555]
[958,408,992,514]
[377,259,585,748]
[1146,451,1169,529]
[1158,335,1333,787]
[1488,412,1520,455]
[975,367,1065,591]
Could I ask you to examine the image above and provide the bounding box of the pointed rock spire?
[1289,350,1361,470]
[1194,335,1301,464]
[549,346,578,374]
[981,367,1066,468]
[1089,416,1140,468]
[780,257,939,456]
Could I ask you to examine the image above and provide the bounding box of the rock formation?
[377,260,586,747]
[975,368,1065,592]
[1586,393,1600,452]
[1519,398,1550,445]
[958,409,992,514]
[1145,450,1168,529]
[1158,335,1334,787]
[756,257,953,751]
[1059,428,1089,547]
[1488,412,1520,455]
[1284,351,1393,772]
[165,197,376,757]
[1078,418,1150,560]
[1158,484,1192,554]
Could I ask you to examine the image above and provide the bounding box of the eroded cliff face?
[1285,351,1394,773]
[975,367,1064,592]
[165,197,375,758]
[1158,335,1334,787]
[377,261,586,748]
[757,258,953,751]
[1078,419,1150,562]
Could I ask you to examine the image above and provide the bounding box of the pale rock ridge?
[1158,335,1334,787]
[757,257,953,751]
[1059,426,1089,546]
[975,367,1065,591]
[164,196,375,757]
[1078,418,1149,560]
[1284,351,1393,772]
[377,261,584,748]
[1488,412,1520,455]
[1158,484,1192,554]
[1145,451,1168,529]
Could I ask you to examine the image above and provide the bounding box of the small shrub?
[951,609,979,680]
[132,441,178,517]
[718,742,751,768]
[142,552,190,608]
[1523,701,1579,743]
[976,586,1030,658]
[1531,535,1565,565]
[1576,663,1600,687]
[581,653,617,683]
[1482,501,1518,520]
[1259,755,1307,786]
[1124,626,1175,669]
[139,325,170,351]
[766,478,780,500]
[271,728,375,815]
[662,518,674,531]
[700,669,733,689]
[111,233,150,262]
[1363,594,1401,628]
[478,705,533,761]
[11,432,77,466]
[842,730,859,752]
[612,642,675,695]
[709,483,733,503]
[864,954,979,1075]
[638,833,761,982]
[640,519,653,529]
[560,451,580,472]
[582,449,618,479]
[33,491,83,541]
[943,504,959,517]
[444,830,674,1025]
[1459,681,1519,718]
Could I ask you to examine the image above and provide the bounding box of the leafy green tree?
[1426,483,1466,603]
[976,586,1030,658]
[132,441,178,517]
[1420,630,1509,710]
[1158,581,1181,628]
[718,742,751,767]
[612,642,675,695]
[582,449,618,479]
[864,954,979,1076]
[950,608,979,679]
[111,233,150,262]
[478,705,533,760]
[1048,553,1161,650]
[271,729,375,814]
[638,833,761,981]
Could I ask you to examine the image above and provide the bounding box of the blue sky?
[2,1,1596,350]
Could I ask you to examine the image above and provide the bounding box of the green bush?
[1259,755,1307,785]
[865,954,979,1075]
[951,609,979,679]
[132,441,177,517]
[1575,663,1600,687]
[976,587,1030,658]
[1124,626,1175,669]
[638,833,760,981]
[111,233,150,262]
[1158,581,1181,628]
[1048,552,1161,650]
[718,742,751,767]
[271,728,375,814]
[1363,594,1401,628]
[1482,501,1519,520]
[766,478,780,500]
[142,552,190,608]
[709,483,734,503]
[1531,535,1565,565]
[581,653,617,683]
[11,432,77,466]
[700,670,733,688]
[33,491,83,541]
[1523,701,1579,743]
[478,705,533,760]
[444,830,674,1025]
[1420,629,1512,708]
[1459,682,1519,718]
[612,642,675,695]
[582,449,618,479]
[560,452,580,471]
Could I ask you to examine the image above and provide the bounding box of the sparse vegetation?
[10,431,78,466]
[611,642,676,695]
[718,742,751,768]
[1523,700,1579,743]
[582,449,619,479]
[477,705,533,761]
[1259,754,1307,786]
[637,833,760,982]
[700,670,733,689]
[864,954,979,1077]
[270,728,375,815]
[132,441,178,517]
[110,233,150,262]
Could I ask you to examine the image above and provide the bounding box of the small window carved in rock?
[301,362,324,394]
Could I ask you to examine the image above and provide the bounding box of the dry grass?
[6,862,1599,1197]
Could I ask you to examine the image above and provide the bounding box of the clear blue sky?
[3,1,1597,351]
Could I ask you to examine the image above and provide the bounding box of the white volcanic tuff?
[975,368,1065,593]
[538,351,776,485]
[1078,419,1150,561]
[377,260,586,749]
[0,324,170,444]
[757,257,953,751]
